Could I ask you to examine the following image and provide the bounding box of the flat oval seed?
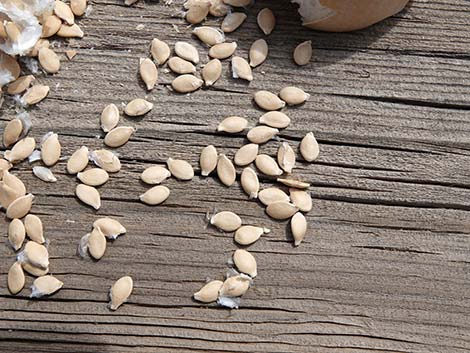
[31,275,63,298]
[139,58,158,91]
[54,0,75,24]
[77,168,109,186]
[141,166,171,184]
[200,145,218,176]
[168,57,196,74]
[209,0,229,16]
[38,47,60,74]
[234,143,258,166]
[193,26,225,46]
[0,182,21,209]
[67,146,89,174]
[151,38,170,65]
[202,58,222,86]
[223,0,251,7]
[233,249,257,277]
[172,74,203,93]
[193,280,223,303]
[7,193,34,219]
[90,149,121,173]
[254,90,285,110]
[8,219,25,251]
[24,215,45,244]
[7,75,35,95]
[41,15,62,38]
[186,3,209,24]
[33,166,57,183]
[255,154,283,176]
[3,170,26,195]
[221,12,247,32]
[109,276,133,310]
[3,118,22,147]
[5,137,36,163]
[8,262,25,294]
[174,41,199,64]
[22,262,49,277]
[291,212,307,246]
[217,154,236,186]
[279,86,310,105]
[278,142,296,173]
[104,126,135,148]
[76,184,101,210]
[266,201,298,220]
[249,38,268,67]
[125,98,153,116]
[289,189,313,213]
[231,56,253,81]
[217,116,248,133]
[300,132,320,162]
[70,0,87,16]
[234,225,269,246]
[167,158,194,180]
[93,218,126,239]
[258,187,290,206]
[259,111,290,128]
[241,167,259,199]
[88,227,107,260]
[140,185,170,205]
[210,211,242,232]
[294,40,312,66]
[101,104,119,132]
[277,178,310,189]
[209,42,237,59]
[22,85,49,105]
[247,126,278,144]
[41,132,61,166]
[56,23,84,38]
[21,241,49,269]
[219,275,250,297]
[257,8,275,35]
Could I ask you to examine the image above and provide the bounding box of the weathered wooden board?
[1,0,469,352]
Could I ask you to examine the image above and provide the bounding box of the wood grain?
[1,0,469,352]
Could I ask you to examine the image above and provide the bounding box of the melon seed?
[41,132,61,166]
[150,38,171,65]
[219,275,250,297]
[4,137,36,163]
[0,182,21,209]
[217,116,248,133]
[22,262,49,277]
[193,280,223,303]
[56,23,84,38]
[202,58,222,86]
[193,26,225,46]
[241,167,259,199]
[139,59,158,91]
[140,185,170,205]
[77,168,109,186]
[185,2,210,24]
[88,227,107,260]
[277,178,310,189]
[293,40,312,66]
[67,146,89,174]
[259,111,290,128]
[3,170,26,195]
[200,145,218,176]
[93,218,126,240]
[3,118,22,147]
[247,126,278,144]
[221,12,247,33]
[167,158,194,180]
[38,47,60,74]
[266,201,298,220]
[257,8,275,35]
[217,154,236,186]
[104,126,135,148]
[7,75,35,95]
[125,98,153,116]
[291,212,307,246]
[141,165,171,184]
[54,0,75,25]
[22,85,49,105]
[258,187,290,206]
[31,275,63,298]
[20,241,49,269]
[231,56,253,81]
[174,41,199,64]
[168,57,196,74]
[300,132,319,162]
[254,90,285,110]
[208,42,237,59]
[255,154,283,176]
[109,276,133,310]
[70,0,87,16]
[101,104,120,132]
[278,142,296,173]
[234,225,269,246]
[210,211,242,232]
[6,193,34,219]
[249,39,268,67]
[8,262,25,294]
[233,249,257,277]
[42,15,62,38]
[279,86,310,105]
[171,74,203,93]
[234,143,258,166]
[8,218,25,251]
[25,214,45,244]
[76,184,101,210]
[33,166,57,182]
[90,149,121,172]
[290,189,312,212]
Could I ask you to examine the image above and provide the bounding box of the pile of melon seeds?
[1,0,318,310]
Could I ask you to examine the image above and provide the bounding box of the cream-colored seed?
[6,193,34,219]
[258,187,290,206]
[76,184,101,210]
[202,58,222,86]
[7,75,35,95]
[67,146,89,174]
[140,185,170,205]
[31,275,63,298]
[8,219,25,251]
[219,275,250,297]
[194,280,223,303]
[101,104,119,132]
[33,166,57,183]
[139,58,158,91]
[208,42,237,59]
[0,182,21,209]
[221,12,247,32]
[255,154,283,176]
[200,145,218,176]
[168,57,196,74]
[223,0,251,7]
[241,167,259,199]
[193,26,225,46]
[279,86,310,105]
[93,218,126,240]
[259,111,290,128]
[5,21,20,42]
[293,40,312,66]
[210,211,242,232]
[125,98,153,116]
[249,39,268,67]
[217,116,248,133]
[8,262,25,295]
[56,23,84,38]
[38,47,60,74]
[3,170,26,195]
[25,214,45,244]
[234,143,258,166]
[41,132,61,166]
[290,189,312,212]
[231,56,253,81]
[233,249,257,277]
[254,90,285,111]
[247,126,279,144]
[291,212,307,246]
[109,276,133,310]
[150,38,171,65]
[300,132,320,162]
[266,201,298,220]
[277,178,310,189]
[278,142,296,173]
[209,0,229,16]
[186,3,210,24]
[4,137,35,163]
[257,8,276,35]
[174,41,199,64]
[70,0,87,16]
[22,262,49,277]
[22,85,49,105]
[77,168,109,186]
[54,0,74,24]
[21,241,49,269]
[141,166,171,184]
[234,225,269,246]
[3,118,22,148]
[171,74,204,93]
[104,126,135,148]
[41,15,62,38]
[167,158,194,180]
[90,149,121,173]
[217,154,236,187]
[88,227,107,260]
[28,39,50,57]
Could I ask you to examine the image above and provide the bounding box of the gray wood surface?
[1,0,470,352]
